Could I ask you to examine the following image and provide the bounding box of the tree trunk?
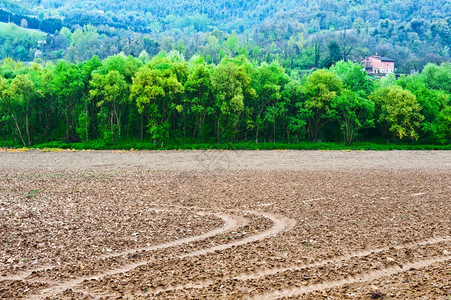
[65,103,70,139]
[200,112,207,143]
[25,113,31,146]
[11,113,26,147]
[85,100,89,141]
[216,118,220,145]
[110,111,115,145]
[113,103,121,139]
[255,127,259,144]
[140,114,144,142]
[183,111,187,144]
[192,113,199,144]
[273,119,276,144]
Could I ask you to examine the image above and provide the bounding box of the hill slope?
[0,0,450,70]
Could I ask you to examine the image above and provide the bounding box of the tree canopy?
[0,54,449,147]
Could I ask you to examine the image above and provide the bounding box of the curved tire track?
[142,236,451,296]
[19,211,242,299]
[0,210,241,283]
[0,265,54,282]
[252,255,451,299]
[28,211,294,299]
[179,211,295,259]
[237,236,451,281]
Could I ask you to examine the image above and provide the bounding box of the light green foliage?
[138,50,151,64]
[184,61,214,142]
[435,107,451,143]
[98,55,142,82]
[52,61,85,140]
[329,60,374,96]
[0,54,448,147]
[371,86,424,141]
[89,70,128,144]
[303,69,343,141]
[66,25,104,62]
[10,74,36,145]
[211,56,255,143]
[421,63,451,94]
[397,74,449,142]
[377,73,397,88]
[0,75,26,146]
[251,61,288,143]
[0,23,45,61]
[202,35,221,64]
[225,31,240,56]
[130,56,184,146]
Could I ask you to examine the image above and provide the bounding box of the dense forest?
[0,53,450,148]
[0,0,449,72]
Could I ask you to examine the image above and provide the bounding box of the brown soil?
[0,150,450,299]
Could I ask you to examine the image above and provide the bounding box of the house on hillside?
[360,55,395,76]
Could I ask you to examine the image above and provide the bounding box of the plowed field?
[1,150,450,299]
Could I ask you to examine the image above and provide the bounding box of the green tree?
[184,61,214,143]
[325,41,341,67]
[251,61,288,143]
[211,56,255,143]
[0,76,26,146]
[435,106,451,143]
[303,69,343,141]
[10,74,36,145]
[98,54,142,83]
[130,57,183,146]
[89,70,128,144]
[225,31,240,56]
[282,79,306,143]
[28,63,55,142]
[331,90,374,146]
[329,60,374,96]
[77,56,102,141]
[52,61,85,141]
[371,86,424,141]
[397,73,449,142]
[421,63,451,93]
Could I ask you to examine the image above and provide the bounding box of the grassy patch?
[27,140,451,151]
[26,189,40,198]
[2,139,451,151]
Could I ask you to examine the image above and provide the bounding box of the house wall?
[370,57,394,73]
[361,56,395,74]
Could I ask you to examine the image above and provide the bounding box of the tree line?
[0,8,62,34]
[0,54,450,148]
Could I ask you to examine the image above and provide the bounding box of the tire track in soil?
[28,211,294,299]
[251,255,451,299]
[179,212,295,259]
[142,236,451,296]
[0,265,54,282]
[0,210,241,283]
[9,211,241,299]
[80,211,295,299]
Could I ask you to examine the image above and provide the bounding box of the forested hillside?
[0,0,449,72]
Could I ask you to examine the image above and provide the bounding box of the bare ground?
[0,150,450,299]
